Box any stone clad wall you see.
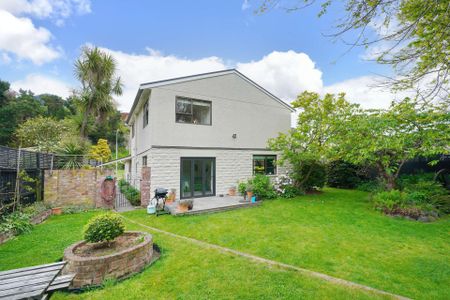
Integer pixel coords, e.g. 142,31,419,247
44,169,114,208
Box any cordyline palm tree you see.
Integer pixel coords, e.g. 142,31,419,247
75,46,123,137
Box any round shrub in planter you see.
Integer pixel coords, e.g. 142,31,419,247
64,214,155,288
84,213,125,244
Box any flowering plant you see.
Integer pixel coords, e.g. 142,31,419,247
273,174,299,198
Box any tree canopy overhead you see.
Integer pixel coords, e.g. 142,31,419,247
258,0,450,106
269,91,450,190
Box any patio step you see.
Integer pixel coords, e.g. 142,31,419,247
171,201,261,216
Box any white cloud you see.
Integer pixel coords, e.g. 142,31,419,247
0,0,91,64
0,0,91,20
242,0,251,10
98,48,404,112
99,47,228,111
11,74,72,98
10,48,405,115
0,10,61,64
0,52,12,64
324,75,411,109
237,50,323,101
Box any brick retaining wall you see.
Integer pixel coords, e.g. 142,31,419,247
44,169,114,208
63,231,153,288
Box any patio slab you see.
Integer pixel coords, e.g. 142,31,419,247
165,195,261,216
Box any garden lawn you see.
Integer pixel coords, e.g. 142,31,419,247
122,188,450,300
0,210,388,299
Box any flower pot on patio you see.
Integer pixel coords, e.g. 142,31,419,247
245,184,253,202
166,189,176,204
177,199,193,213
228,186,236,196
246,191,253,201
52,207,62,215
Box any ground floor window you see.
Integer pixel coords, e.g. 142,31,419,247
142,155,147,166
253,155,276,175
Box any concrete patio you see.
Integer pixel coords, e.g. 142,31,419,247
165,195,261,216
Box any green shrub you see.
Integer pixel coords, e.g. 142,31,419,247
402,177,449,214
292,161,327,192
238,181,247,196
356,180,384,193
118,178,128,189
22,202,50,217
63,205,93,214
373,190,407,212
251,174,276,199
118,180,141,206
123,186,141,206
84,213,125,243
0,212,33,234
397,173,435,189
327,160,362,189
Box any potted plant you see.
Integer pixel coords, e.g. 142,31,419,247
228,186,236,196
166,188,176,204
238,181,247,200
246,184,254,202
52,207,62,215
177,199,194,213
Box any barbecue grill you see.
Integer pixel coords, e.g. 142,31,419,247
152,188,169,216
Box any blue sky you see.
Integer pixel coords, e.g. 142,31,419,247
0,0,400,111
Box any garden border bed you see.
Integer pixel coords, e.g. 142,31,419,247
0,209,52,245
63,231,153,288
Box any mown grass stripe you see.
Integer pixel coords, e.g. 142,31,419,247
121,215,411,300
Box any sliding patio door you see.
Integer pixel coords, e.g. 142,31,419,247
180,157,215,199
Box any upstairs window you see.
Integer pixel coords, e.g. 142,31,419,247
176,97,211,125
143,100,149,128
253,155,277,175
142,155,147,166
131,123,135,138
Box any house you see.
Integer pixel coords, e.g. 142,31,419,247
125,69,293,200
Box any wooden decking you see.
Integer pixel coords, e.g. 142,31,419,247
165,196,261,216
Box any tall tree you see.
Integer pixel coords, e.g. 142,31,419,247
38,94,71,120
0,90,46,145
15,116,67,152
335,98,450,189
0,79,12,107
258,0,450,106
269,91,357,190
74,46,123,138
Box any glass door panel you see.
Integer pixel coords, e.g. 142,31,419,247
180,158,215,198
181,159,192,198
204,160,214,196
193,159,203,197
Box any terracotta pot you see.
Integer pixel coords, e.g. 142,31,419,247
52,207,62,215
177,204,189,213
246,191,253,200
228,187,236,196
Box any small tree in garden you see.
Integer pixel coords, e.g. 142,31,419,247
335,98,450,190
15,116,67,152
84,213,124,244
90,138,112,162
269,91,357,191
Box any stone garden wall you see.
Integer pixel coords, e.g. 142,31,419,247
44,169,114,208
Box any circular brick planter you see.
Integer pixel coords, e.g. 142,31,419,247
63,231,153,288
